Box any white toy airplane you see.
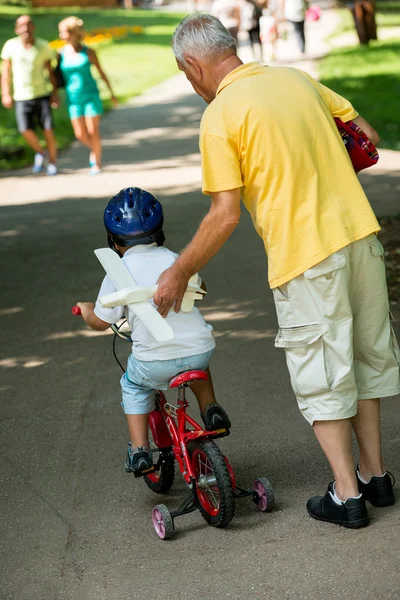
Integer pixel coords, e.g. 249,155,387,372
94,248,206,342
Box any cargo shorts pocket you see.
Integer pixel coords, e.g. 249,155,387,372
369,237,385,261
304,252,347,280
275,323,330,397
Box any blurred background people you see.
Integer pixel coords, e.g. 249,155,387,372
240,0,264,61
349,0,377,45
282,0,308,53
211,0,241,42
57,16,117,175
1,15,58,175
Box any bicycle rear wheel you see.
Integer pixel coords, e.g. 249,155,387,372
144,449,175,494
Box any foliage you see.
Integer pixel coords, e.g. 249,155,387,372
320,1,400,151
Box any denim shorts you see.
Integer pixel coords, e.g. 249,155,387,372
120,349,215,415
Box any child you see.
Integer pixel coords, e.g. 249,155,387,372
76,187,231,475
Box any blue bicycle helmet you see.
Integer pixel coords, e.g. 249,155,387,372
104,187,165,251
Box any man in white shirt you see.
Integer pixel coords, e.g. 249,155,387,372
1,15,59,175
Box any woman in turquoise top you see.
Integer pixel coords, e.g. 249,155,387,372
58,16,117,174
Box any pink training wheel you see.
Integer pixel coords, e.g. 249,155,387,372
72,306,81,316
253,477,275,513
152,504,174,540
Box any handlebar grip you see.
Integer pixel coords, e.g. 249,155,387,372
72,306,81,316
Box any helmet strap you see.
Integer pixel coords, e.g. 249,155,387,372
154,229,165,246
107,233,122,257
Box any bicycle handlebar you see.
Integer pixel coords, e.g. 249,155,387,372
72,306,81,316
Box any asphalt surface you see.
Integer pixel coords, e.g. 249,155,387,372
1,72,400,600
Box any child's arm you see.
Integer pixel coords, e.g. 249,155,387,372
77,301,112,331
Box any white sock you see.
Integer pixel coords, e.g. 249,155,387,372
357,467,386,485
330,482,362,505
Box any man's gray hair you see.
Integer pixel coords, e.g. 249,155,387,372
172,13,236,63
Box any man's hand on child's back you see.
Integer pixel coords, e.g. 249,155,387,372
154,265,190,318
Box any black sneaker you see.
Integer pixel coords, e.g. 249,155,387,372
201,403,231,431
307,482,369,529
125,443,153,475
357,469,395,507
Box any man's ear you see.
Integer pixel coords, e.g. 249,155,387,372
185,56,203,79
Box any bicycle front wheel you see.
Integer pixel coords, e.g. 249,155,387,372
188,439,235,528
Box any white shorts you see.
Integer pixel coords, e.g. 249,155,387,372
273,234,400,425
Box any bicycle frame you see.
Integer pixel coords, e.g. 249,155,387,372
150,386,229,486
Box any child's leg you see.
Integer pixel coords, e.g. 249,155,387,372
120,357,156,465
190,367,216,413
126,413,150,449
191,367,231,430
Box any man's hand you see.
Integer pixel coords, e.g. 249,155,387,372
353,115,380,146
2,95,13,109
154,265,190,317
50,90,59,109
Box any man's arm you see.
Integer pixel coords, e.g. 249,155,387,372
311,75,380,146
154,188,241,317
77,301,112,331
353,115,380,146
1,59,13,108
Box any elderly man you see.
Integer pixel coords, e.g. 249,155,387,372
154,14,400,528
1,15,58,175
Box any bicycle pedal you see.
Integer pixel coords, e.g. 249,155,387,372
133,465,156,479
208,428,230,440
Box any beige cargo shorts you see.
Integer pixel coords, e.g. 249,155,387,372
273,234,400,425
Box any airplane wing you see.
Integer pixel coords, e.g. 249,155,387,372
94,248,174,342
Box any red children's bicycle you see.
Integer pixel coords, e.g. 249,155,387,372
73,307,275,539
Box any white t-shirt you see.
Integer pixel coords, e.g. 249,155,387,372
0,37,54,101
211,0,240,30
284,0,307,22
94,244,216,362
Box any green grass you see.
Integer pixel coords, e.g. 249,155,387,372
0,7,185,169
320,4,400,151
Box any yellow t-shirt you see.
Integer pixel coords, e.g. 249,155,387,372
0,37,54,101
200,62,380,288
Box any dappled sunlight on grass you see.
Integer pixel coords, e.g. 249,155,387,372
321,15,400,150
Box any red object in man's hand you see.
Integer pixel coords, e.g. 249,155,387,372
335,118,379,173
72,306,81,315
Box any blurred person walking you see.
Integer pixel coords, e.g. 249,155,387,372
240,0,264,61
349,0,377,45
1,15,59,175
211,0,241,42
282,0,308,53
57,16,118,175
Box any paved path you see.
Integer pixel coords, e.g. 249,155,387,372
1,11,400,600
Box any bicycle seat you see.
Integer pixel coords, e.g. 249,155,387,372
169,370,208,388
